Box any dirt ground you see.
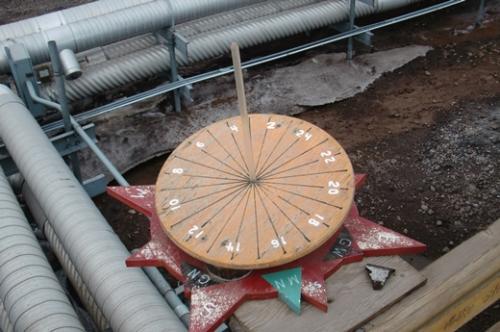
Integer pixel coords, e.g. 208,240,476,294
2,0,499,331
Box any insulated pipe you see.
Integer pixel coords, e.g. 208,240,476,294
60,49,82,80
0,300,13,332
22,185,109,331
0,0,264,73
0,86,186,332
42,0,420,101
0,0,155,42
131,250,190,327
0,165,85,331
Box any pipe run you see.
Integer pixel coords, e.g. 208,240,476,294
0,0,155,42
0,165,85,331
0,300,13,332
42,0,421,101
22,185,109,331
0,85,186,332
0,0,265,73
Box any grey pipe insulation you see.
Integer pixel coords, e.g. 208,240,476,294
41,0,421,101
0,85,186,332
0,0,266,73
21,185,109,331
0,297,13,332
0,0,156,42
0,165,85,331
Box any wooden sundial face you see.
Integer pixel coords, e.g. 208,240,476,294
155,114,354,270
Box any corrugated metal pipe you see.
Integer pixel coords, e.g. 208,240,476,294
21,185,109,331
0,85,186,332
0,165,85,331
0,0,264,73
0,0,155,42
42,0,420,101
81,0,327,64
0,300,13,332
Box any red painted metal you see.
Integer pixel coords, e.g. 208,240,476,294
107,174,425,332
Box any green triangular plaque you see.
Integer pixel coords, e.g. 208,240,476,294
262,267,302,314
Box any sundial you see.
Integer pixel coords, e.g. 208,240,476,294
155,113,354,270
107,44,426,332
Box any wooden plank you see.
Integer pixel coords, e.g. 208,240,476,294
232,256,426,332
230,42,256,181
365,219,500,332
423,271,499,332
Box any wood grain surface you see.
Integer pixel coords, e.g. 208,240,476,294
231,256,426,331
155,114,355,269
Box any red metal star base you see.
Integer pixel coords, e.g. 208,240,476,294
107,174,426,332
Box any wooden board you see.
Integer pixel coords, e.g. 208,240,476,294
231,256,426,331
364,219,500,332
155,114,355,270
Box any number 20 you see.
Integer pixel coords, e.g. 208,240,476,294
328,181,340,195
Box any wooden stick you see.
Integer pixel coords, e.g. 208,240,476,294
230,42,256,181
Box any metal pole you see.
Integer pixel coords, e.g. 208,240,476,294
47,41,82,181
26,81,130,187
167,29,182,113
476,0,486,26
347,0,356,61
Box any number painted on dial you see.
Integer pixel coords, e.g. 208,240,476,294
169,198,181,211
320,150,336,164
229,124,239,132
295,129,312,141
308,214,325,227
172,168,184,174
225,241,240,253
267,121,277,129
328,181,340,195
271,236,287,248
188,225,204,239
196,141,205,148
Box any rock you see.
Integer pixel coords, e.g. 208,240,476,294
436,220,443,226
